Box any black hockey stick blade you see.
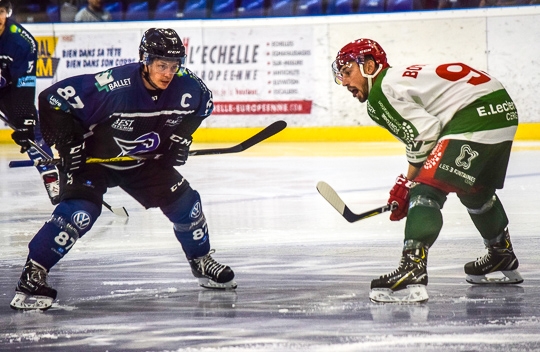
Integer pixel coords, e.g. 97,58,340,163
188,120,287,156
316,181,397,223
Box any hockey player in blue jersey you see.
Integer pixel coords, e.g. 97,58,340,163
10,28,236,311
0,0,60,204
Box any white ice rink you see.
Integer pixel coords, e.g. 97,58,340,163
1,141,540,352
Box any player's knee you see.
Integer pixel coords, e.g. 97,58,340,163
458,190,497,214
28,199,101,269
409,183,447,210
162,187,204,224
53,199,101,236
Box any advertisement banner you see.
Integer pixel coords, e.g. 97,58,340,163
31,26,315,126
179,25,314,116
35,31,140,84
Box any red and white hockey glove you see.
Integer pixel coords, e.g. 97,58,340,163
388,174,413,221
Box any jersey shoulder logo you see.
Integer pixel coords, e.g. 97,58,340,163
95,70,131,93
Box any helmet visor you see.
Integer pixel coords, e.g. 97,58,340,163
142,53,186,72
331,60,343,85
331,54,362,86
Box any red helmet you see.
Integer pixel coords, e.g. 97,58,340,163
332,39,389,84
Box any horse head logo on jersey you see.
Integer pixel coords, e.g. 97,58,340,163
114,132,161,156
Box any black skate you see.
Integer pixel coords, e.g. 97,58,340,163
370,240,429,304
42,169,60,205
465,228,523,285
10,259,57,311
189,250,237,289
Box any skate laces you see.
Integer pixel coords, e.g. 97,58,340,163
195,250,227,278
382,256,408,278
475,245,511,267
474,252,492,267
24,261,50,287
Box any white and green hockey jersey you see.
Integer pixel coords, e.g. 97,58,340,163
366,63,518,164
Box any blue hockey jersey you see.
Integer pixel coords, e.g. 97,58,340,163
0,18,38,126
39,63,213,168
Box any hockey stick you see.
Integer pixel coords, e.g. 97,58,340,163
102,200,129,217
1,114,128,217
9,120,288,168
316,181,397,223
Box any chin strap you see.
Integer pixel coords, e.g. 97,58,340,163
359,63,383,95
141,64,162,91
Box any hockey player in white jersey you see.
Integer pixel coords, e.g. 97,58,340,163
332,39,522,303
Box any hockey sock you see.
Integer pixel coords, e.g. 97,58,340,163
28,199,101,270
459,192,509,241
404,183,447,247
162,187,210,260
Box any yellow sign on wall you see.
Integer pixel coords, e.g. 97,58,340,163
35,36,59,78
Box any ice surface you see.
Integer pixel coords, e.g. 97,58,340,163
1,142,540,352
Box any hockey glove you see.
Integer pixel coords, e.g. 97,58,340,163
57,137,86,174
161,133,192,167
11,119,36,153
388,174,413,221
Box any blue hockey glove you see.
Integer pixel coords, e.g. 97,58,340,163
57,138,86,173
162,134,192,167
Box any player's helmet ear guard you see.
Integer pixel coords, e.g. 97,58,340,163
332,38,389,85
139,28,186,67
0,0,13,17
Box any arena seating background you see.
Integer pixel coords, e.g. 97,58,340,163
13,0,534,23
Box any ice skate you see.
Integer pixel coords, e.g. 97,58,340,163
465,228,523,285
189,250,237,289
370,240,429,304
10,260,57,311
41,169,60,205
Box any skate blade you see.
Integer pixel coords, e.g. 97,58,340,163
369,284,429,304
198,278,237,290
10,292,54,311
466,270,524,285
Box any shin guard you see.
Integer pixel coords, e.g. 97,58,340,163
459,192,509,241
405,184,447,247
28,199,101,269
162,188,210,260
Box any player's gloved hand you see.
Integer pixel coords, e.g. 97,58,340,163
388,174,413,221
57,137,86,174
11,119,36,153
161,133,192,167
